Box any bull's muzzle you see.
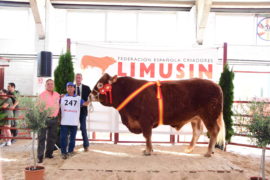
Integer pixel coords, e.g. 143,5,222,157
90,91,99,102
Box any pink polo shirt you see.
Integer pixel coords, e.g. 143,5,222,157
39,90,60,117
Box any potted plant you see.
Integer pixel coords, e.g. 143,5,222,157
239,100,270,180
19,96,52,180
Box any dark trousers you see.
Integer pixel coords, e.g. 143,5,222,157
11,120,18,137
11,110,19,137
79,113,89,148
37,117,58,159
60,125,77,154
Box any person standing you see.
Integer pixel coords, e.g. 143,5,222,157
37,79,60,163
75,73,91,152
60,82,90,159
7,83,19,143
0,89,13,147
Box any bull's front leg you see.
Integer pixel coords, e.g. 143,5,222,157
142,127,153,156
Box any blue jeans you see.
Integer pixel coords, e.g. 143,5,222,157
60,125,77,154
80,113,89,148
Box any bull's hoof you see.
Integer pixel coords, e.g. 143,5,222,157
184,148,193,154
143,150,151,156
204,153,212,157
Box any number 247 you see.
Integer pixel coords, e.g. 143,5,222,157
64,100,77,106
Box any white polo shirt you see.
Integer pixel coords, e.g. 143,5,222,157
60,94,84,126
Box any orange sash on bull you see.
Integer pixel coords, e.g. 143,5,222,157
116,81,164,126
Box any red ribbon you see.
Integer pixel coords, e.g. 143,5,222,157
99,84,113,104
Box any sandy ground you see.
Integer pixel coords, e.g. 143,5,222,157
1,140,270,180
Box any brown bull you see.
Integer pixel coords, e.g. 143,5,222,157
90,73,225,157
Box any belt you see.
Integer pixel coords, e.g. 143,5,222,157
47,117,57,119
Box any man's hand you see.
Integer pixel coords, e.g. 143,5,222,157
83,101,90,106
57,110,61,125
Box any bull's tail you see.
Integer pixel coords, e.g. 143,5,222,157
216,112,226,147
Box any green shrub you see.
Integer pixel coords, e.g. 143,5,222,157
219,64,235,142
54,51,75,94
238,100,270,179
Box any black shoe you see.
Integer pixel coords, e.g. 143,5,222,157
11,139,16,144
68,152,77,157
45,154,54,159
61,154,68,160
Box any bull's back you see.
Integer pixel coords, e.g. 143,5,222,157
162,78,223,124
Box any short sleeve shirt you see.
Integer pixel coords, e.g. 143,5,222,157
7,90,19,105
0,98,14,118
39,90,60,117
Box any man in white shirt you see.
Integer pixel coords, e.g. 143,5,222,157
75,73,91,152
60,82,90,159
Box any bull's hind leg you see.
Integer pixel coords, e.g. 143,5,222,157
204,122,220,157
142,127,153,156
185,119,203,153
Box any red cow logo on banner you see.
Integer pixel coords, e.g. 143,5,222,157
81,55,116,73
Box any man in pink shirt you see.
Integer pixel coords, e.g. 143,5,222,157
37,79,60,163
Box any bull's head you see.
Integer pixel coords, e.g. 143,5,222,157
90,73,117,105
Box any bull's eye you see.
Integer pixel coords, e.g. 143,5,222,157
97,82,103,89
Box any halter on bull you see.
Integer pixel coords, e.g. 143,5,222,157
90,73,225,157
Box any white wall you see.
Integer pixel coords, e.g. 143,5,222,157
4,60,35,95
0,5,269,99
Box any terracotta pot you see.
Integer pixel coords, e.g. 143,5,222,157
25,166,45,180
250,177,268,180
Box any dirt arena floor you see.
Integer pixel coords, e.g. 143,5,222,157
1,140,270,180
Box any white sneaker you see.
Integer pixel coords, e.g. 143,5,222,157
6,141,11,146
